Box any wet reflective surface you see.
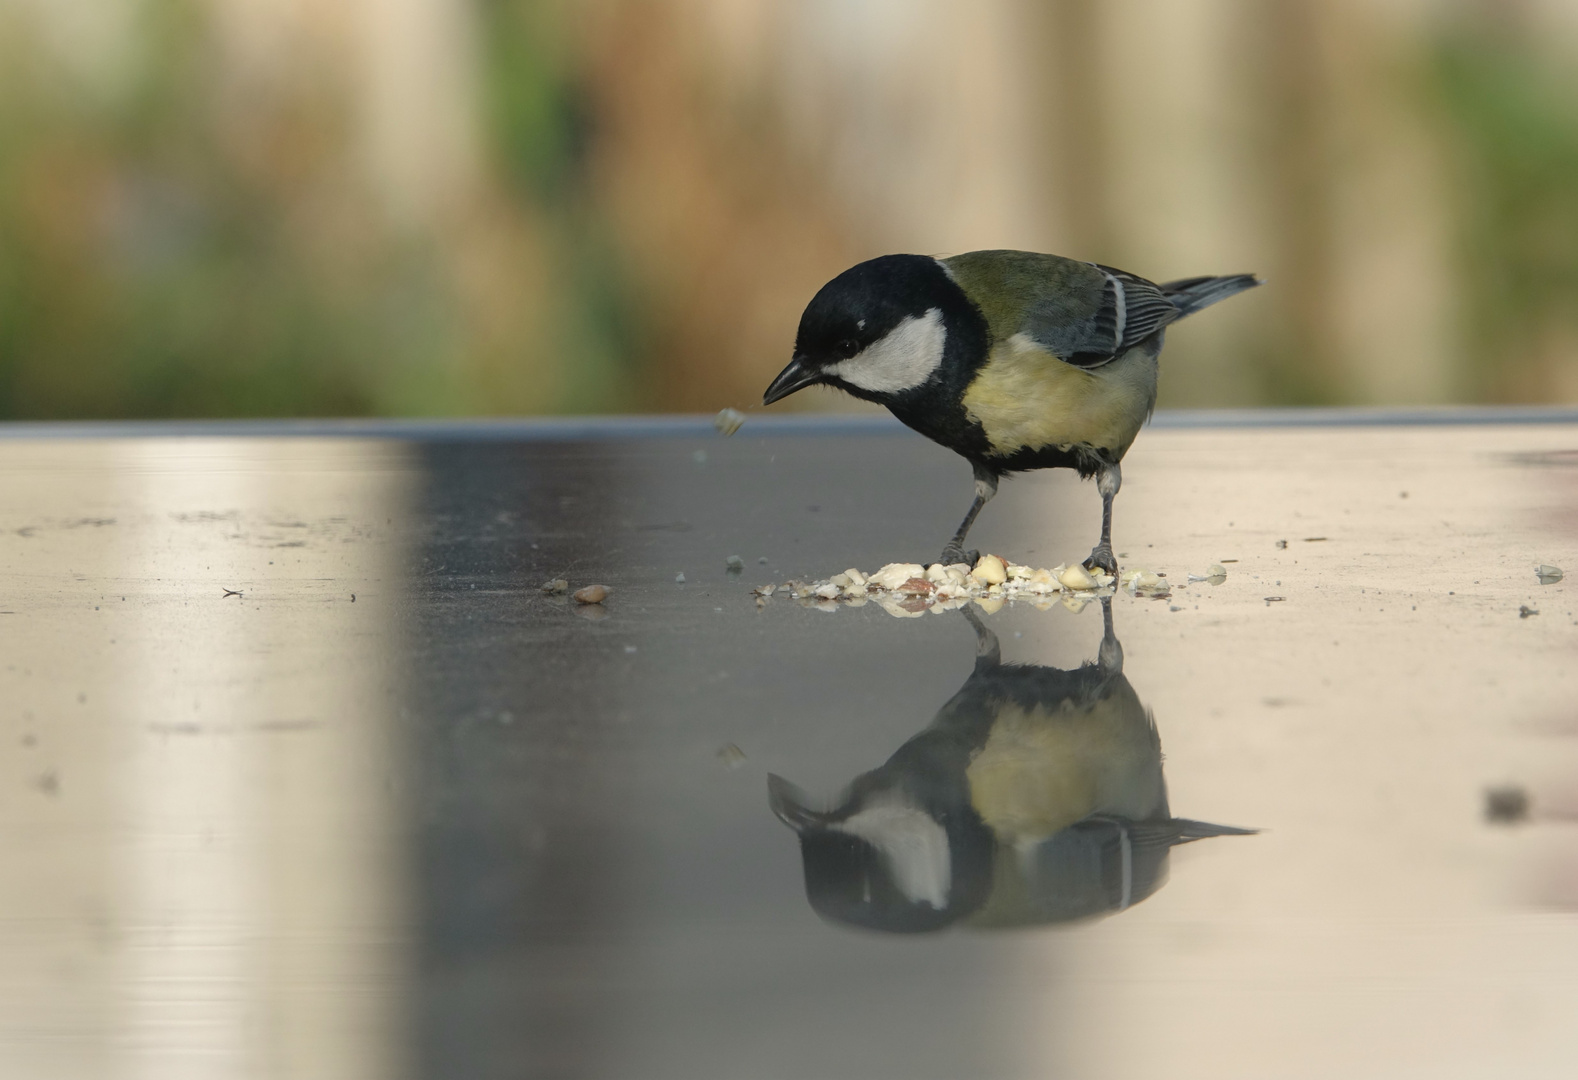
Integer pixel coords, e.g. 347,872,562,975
769,601,1255,934
1,418,1576,1079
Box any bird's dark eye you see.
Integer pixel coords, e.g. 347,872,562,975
836,338,860,358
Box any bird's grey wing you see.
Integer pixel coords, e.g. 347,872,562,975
1023,264,1182,369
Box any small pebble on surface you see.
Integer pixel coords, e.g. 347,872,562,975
1484,784,1529,824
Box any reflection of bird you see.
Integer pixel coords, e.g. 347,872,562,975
769,601,1254,934
762,251,1259,570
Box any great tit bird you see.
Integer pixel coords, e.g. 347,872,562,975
762,251,1260,570
769,601,1255,934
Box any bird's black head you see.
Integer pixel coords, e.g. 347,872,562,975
763,254,981,407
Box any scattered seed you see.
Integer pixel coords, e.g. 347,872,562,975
1058,564,1095,591
725,555,745,572
870,563,926,590
713,408,746,436
573,584,609,604
717,743,748,768
1275,539,1288,549
971,554,1007,586
675,572,686,583
1187,563,1228,585
1537,564,1563,584
540,579,569,595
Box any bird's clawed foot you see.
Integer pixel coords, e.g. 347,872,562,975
938,544,979,569
1083,545,1118,575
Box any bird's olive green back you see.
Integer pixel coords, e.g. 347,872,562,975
942,250,1107,347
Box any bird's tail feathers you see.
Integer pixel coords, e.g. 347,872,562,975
1160,273,1261,317
1168,818,1260,843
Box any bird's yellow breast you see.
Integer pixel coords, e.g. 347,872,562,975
964,693,1162,844
961,335,1157,458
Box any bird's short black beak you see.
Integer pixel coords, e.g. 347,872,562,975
763,355,821,406
768,774,828,833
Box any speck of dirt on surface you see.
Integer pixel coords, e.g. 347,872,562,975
725,555,745,572
573,584,609,604
1484,784,1529,824
1519,605,1538,618
1275,539,1288,549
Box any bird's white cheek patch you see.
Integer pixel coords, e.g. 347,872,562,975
829,307,947,394
833,800,951,909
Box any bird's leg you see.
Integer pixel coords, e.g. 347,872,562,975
938,468,998,567
960,605,1002,671
1083,463,1121,574
1096,595,1123,674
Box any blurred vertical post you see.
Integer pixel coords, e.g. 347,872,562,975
1039,0,1112,260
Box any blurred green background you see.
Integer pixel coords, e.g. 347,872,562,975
1,0,1576,419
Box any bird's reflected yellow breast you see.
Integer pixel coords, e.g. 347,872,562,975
964,691,1162,844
